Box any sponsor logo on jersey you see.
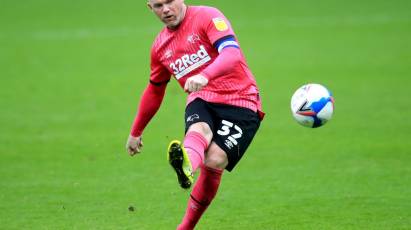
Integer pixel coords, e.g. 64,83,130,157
169,45,211,79
212,18,228,31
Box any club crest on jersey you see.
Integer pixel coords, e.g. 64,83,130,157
187,34,200,44
212,18,228,31
164,49,173,59
186,114,200,122
169,45,211,79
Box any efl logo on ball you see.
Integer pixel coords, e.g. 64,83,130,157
291,83,335,128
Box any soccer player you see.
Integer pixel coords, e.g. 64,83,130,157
126,0,264,229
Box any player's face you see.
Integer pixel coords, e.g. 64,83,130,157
148,0,186,29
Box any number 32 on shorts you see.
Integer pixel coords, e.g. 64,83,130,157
217,120,243,149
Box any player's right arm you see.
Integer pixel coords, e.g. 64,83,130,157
126,48,171,156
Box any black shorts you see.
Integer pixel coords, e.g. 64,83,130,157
185,98,261,171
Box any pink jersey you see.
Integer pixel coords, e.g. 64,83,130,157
150,6,262,113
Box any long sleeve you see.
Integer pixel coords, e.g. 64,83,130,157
201,46,241,80
130,83,167,137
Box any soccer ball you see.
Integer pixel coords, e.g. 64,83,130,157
291,83,335,128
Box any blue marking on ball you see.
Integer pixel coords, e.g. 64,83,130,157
310,97,331,113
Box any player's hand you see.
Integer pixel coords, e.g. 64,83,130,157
184,74,209,93
126,135,143,156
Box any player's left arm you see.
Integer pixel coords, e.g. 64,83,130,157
184,8,241,92
201,38,241,80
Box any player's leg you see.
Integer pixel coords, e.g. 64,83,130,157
167,122,212,189
178,103,262,229
184,122,213,172
177,142,227,230
168,99,214,189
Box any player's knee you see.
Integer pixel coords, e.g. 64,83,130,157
205,145,228,169
188,122,213,142
204,155,227,169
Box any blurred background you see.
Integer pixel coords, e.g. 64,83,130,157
1,0,410,229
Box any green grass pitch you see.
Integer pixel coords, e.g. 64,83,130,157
1,0,410,229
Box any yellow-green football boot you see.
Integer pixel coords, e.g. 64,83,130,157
167,140,193,189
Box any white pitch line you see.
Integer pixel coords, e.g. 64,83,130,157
235,14,411,28
0,25,161,41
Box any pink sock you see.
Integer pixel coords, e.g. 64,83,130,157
183,131,208,172
177,165,223,230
